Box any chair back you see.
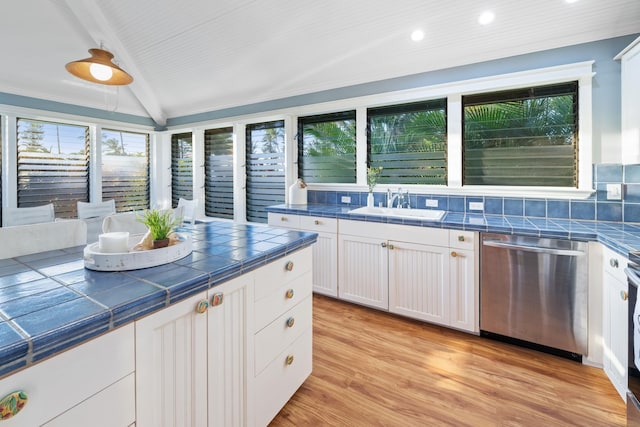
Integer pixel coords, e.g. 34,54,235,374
4,203,55,227
0,219,86,259
102,212,149,235
177,198,197,225
77,200,117,243
77,199,116,219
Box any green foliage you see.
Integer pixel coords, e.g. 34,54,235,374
367,166,383,192
137,209,181,240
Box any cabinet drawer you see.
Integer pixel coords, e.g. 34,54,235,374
254,296,312,375
254,271,312,332
603,245,628,283
0,324,134,426
449,230,477,251
299,216,337,233
267,213,300,229
43,373,135,427
254,328,312,427
254,247,312,302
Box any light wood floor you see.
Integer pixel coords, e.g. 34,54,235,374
270,295,626,427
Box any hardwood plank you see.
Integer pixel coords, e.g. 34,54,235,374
270,295,625,426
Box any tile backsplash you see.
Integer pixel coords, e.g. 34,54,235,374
307,163,640,224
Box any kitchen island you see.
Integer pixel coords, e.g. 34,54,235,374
0,220,317,426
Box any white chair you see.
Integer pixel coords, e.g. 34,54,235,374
177,198,197,226
0,219,86,259
4,203,55,227
102,212,149,235
77,200,116,243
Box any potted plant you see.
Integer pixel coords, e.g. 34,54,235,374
137,209,181,249
366,166,383,207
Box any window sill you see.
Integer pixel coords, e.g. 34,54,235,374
306,183,595,200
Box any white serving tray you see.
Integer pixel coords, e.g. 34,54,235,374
83,233,192,271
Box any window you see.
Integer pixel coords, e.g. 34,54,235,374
171,132,193,207
463,82,578,187
246,120,285,223
101,129,149,212
17,118,89,218
297,111,356,183
368,100,447,185
204,127,234,219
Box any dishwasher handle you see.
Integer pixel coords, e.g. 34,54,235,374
482,239,586,257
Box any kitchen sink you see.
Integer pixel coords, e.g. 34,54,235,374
349,206,445,221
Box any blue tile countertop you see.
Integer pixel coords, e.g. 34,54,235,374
0,221,317,378
266,203,640,257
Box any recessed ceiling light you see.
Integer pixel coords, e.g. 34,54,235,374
411,29,425,42
478,11,495,25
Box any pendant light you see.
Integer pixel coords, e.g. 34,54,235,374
66,48,133,85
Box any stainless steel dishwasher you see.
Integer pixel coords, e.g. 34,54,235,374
480,233,588,358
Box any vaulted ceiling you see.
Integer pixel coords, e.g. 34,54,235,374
2,0,639,127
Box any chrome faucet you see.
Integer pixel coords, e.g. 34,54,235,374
387,188,410,209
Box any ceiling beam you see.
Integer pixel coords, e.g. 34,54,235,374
55,0,167,127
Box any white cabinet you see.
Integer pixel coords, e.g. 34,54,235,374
268,213,338,297
388,239,449,323
602,245,629,401
338,220,478,332
338,231,389,309
135,275,252,427
0,324,135,427
251,247,313,427
616,36,640,164
448,231,479,333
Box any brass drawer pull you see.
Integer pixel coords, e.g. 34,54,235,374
621,291,629,301
286,317,295,328
195,300,209,314
285,288,295,299
281,216,288,222
285,354,294,365
285,261,294,271
314,220,320,225
458,235,465,242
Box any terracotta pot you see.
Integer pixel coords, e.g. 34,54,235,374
152,238,170,249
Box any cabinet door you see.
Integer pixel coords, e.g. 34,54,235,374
310,230,338,297
135,292,209,427
449,248,478,332
208,276,252,427
603,270,629,401
388,240,449,324
338,233,388,309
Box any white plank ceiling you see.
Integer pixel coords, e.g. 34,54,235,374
1,0,639,126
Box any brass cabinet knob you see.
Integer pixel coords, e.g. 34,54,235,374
314,220,320,225
285,261,294,271
285,354,294,365
285,288,295,299
286,317,295,328
195,300,209,314
458,235,465,242
388,244,395,250
451,251,458,257
621,291,629,301
610,258,619,268
211,292,224,307
381,242,387,248
281,216,287,221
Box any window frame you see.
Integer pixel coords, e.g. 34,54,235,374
297,110,357,184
